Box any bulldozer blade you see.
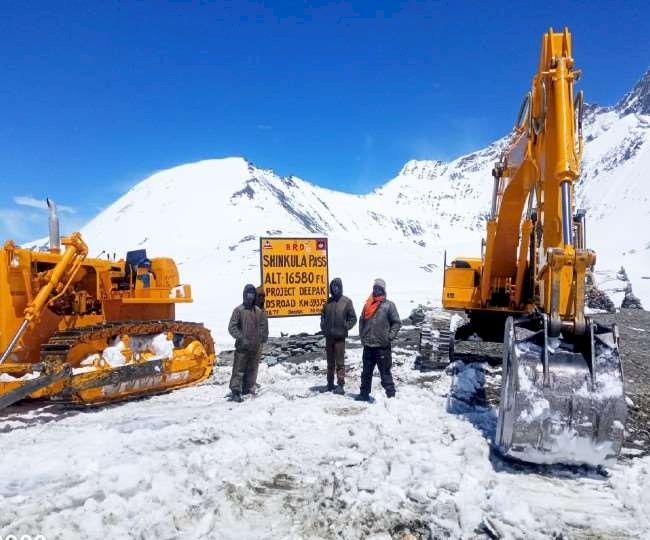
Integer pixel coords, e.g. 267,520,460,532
0,366,71,410
495,314,627,467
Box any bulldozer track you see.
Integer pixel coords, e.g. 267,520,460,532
1,320,215,411
39,319,215,366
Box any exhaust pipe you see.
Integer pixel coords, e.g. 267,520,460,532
46,198,60,253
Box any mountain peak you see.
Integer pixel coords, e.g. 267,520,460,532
398,159,446,179
616,67,650,116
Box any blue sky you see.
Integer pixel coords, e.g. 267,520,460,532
1,1,649,242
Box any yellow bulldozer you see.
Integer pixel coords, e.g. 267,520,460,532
421,28,627,466
0,199,215,409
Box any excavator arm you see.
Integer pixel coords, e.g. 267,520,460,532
481,28,590,330
438,28,627,467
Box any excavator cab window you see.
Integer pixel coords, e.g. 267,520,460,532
450,260,480,287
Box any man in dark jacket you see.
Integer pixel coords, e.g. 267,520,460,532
228,284,269,402
355,278,401,401
241,285,267,395
320,277,357,394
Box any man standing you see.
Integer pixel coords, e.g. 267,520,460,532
320,277,357,394
228,283,269,402
356,278,401,401
241,285,267,395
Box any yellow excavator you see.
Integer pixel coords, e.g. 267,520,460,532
0,199,215,409
424,28,627,466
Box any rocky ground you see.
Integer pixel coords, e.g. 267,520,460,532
593,309,650,456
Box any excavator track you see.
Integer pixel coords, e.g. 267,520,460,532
416,315,454,370
1,320,215,410
495,314,627,467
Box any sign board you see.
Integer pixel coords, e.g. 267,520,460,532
259,237,329,317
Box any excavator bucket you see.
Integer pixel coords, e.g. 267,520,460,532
496,314,627,467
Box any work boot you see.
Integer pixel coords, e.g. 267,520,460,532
320,383,335,393
333,385,345,395
230,391,243,403
354,393,370,402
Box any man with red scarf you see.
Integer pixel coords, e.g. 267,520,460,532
355,278,401,401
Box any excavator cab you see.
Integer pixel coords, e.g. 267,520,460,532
442,257,482,310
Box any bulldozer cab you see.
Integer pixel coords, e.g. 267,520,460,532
118,249,151,290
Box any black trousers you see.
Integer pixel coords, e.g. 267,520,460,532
360,346,395,397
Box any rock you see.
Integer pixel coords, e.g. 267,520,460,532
264,356,278,366
622,283,643,309
409,306,427,324
585,272,616,312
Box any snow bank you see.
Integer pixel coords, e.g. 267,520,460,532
1,345,646,538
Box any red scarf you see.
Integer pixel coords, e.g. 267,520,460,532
362,295,385,320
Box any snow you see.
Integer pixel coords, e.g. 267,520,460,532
130,333,175,360
101,337,126,366
1,344,648,538
513,429,619,469
0,372,39,382
75,333,176,370
576,370,625,400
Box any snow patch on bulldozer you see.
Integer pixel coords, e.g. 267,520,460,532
79,333,175,369
0,372,40,382
130,333,175,359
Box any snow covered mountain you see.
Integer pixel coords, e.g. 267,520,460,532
75,68,650,346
